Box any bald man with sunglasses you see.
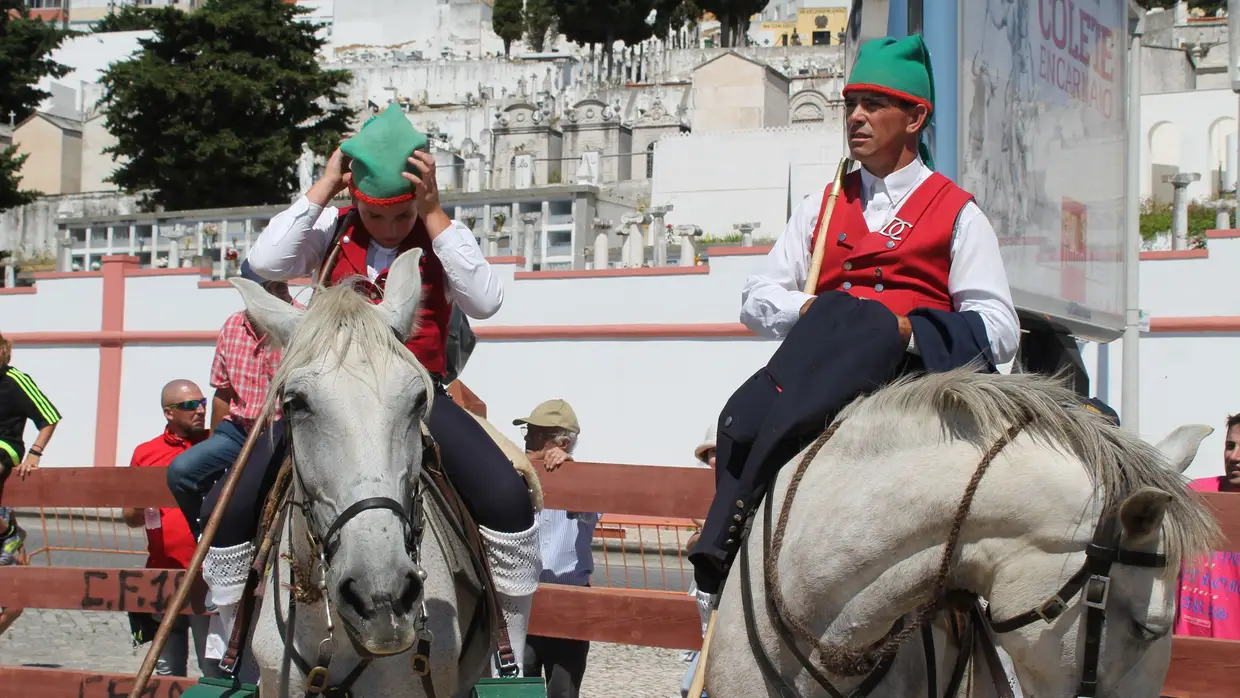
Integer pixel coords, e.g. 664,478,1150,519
123,379,221,678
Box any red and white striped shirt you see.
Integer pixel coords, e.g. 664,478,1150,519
210,311,281,431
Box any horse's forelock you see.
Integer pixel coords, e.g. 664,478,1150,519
260,278,434,422
838,366,1220,571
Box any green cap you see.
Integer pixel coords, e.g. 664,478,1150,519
843,34,936,169
340,104,429,205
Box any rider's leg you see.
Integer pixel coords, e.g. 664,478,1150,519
427,387,539,676
166,420,248,538
199,420,286,664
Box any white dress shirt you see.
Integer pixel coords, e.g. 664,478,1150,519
739,158,1020,365
247,196,504,319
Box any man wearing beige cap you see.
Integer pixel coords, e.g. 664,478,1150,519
514,399,580,472
514,399,596,697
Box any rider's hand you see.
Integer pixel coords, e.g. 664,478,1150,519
402,152,445,218
799,296,815,316
896,314,913,345
543,446,573,472
307,147,352,206
17,453,39,479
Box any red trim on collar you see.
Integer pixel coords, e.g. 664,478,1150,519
842,83,933,114
349,183,415,206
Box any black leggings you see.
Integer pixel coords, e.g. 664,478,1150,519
202,386,535,547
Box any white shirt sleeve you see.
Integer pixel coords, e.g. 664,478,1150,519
247,196,340,280
946,202,1021,365
431,220,504,320
738,193,820,338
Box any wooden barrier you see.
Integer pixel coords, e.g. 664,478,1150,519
0,666,195,697
0,566,701,650
3,466,1240,696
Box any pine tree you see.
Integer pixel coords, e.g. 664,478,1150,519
0,0,69,211
493,0,525,57
696,0,768,47
93,5,161,33
523,0,557,53
0,147,37,211
98,0,355,210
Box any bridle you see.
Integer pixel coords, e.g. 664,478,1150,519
275,421,439,698
984,507,1169,697
743,415,1173,698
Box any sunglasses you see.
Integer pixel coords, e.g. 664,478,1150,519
166,399,207,411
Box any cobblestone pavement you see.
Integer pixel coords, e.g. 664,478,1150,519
0,609,689,697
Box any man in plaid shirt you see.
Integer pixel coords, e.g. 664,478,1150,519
166,261,293,538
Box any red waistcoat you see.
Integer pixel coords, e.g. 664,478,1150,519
810,170,974,316
327,207,452,376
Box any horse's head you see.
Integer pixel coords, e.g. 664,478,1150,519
231,249,432,656
991,423,1218,697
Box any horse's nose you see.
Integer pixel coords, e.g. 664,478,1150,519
338,566,424,620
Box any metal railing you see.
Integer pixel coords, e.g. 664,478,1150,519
19,507,696,593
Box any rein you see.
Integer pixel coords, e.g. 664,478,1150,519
761,418,1029,686
746,411,1173,698
267,419,515,698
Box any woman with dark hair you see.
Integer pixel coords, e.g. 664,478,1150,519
0,332,61,480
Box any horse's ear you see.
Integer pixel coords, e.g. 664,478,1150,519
1154,424,1214,474
230,278,303,347
1119,486,1173,543
377,247,424,341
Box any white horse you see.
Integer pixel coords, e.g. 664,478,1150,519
230,249,516,697
706,369,1219,697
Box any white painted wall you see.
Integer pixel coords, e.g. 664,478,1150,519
1142,88,1240,202
7,238,1240,480
651,125,842,238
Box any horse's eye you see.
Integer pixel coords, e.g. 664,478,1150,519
284,392,310,414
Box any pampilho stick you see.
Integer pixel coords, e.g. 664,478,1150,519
128,218,351,698
803,157,853,294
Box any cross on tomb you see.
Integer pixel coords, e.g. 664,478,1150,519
7,111,14,128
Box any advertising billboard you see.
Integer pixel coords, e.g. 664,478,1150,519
957,0,1128,341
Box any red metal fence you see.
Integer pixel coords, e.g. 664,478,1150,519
0,463,1237,695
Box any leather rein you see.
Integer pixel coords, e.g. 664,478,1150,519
269,419,515,698
741,414,1169,698
222,214,517,697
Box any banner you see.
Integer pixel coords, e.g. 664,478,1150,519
958,0,1127,339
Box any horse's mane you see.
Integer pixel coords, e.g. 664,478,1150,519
836,367,1220,570
261,277,434,418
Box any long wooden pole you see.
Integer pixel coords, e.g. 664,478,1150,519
686,611,718,698
127,407,274,697
802,157,853,294
128,236,347,698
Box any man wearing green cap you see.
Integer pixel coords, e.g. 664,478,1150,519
247,104,541,676
689,35,1020,595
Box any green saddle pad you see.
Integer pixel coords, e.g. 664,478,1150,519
472,677,548,698
177,677,259,698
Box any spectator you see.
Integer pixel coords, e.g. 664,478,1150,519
516,399,596,697
0,332,61,481
1175,413,1240,640
0,506,28,637
682,425,715,698
122,379,220,678
165,262,290,537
